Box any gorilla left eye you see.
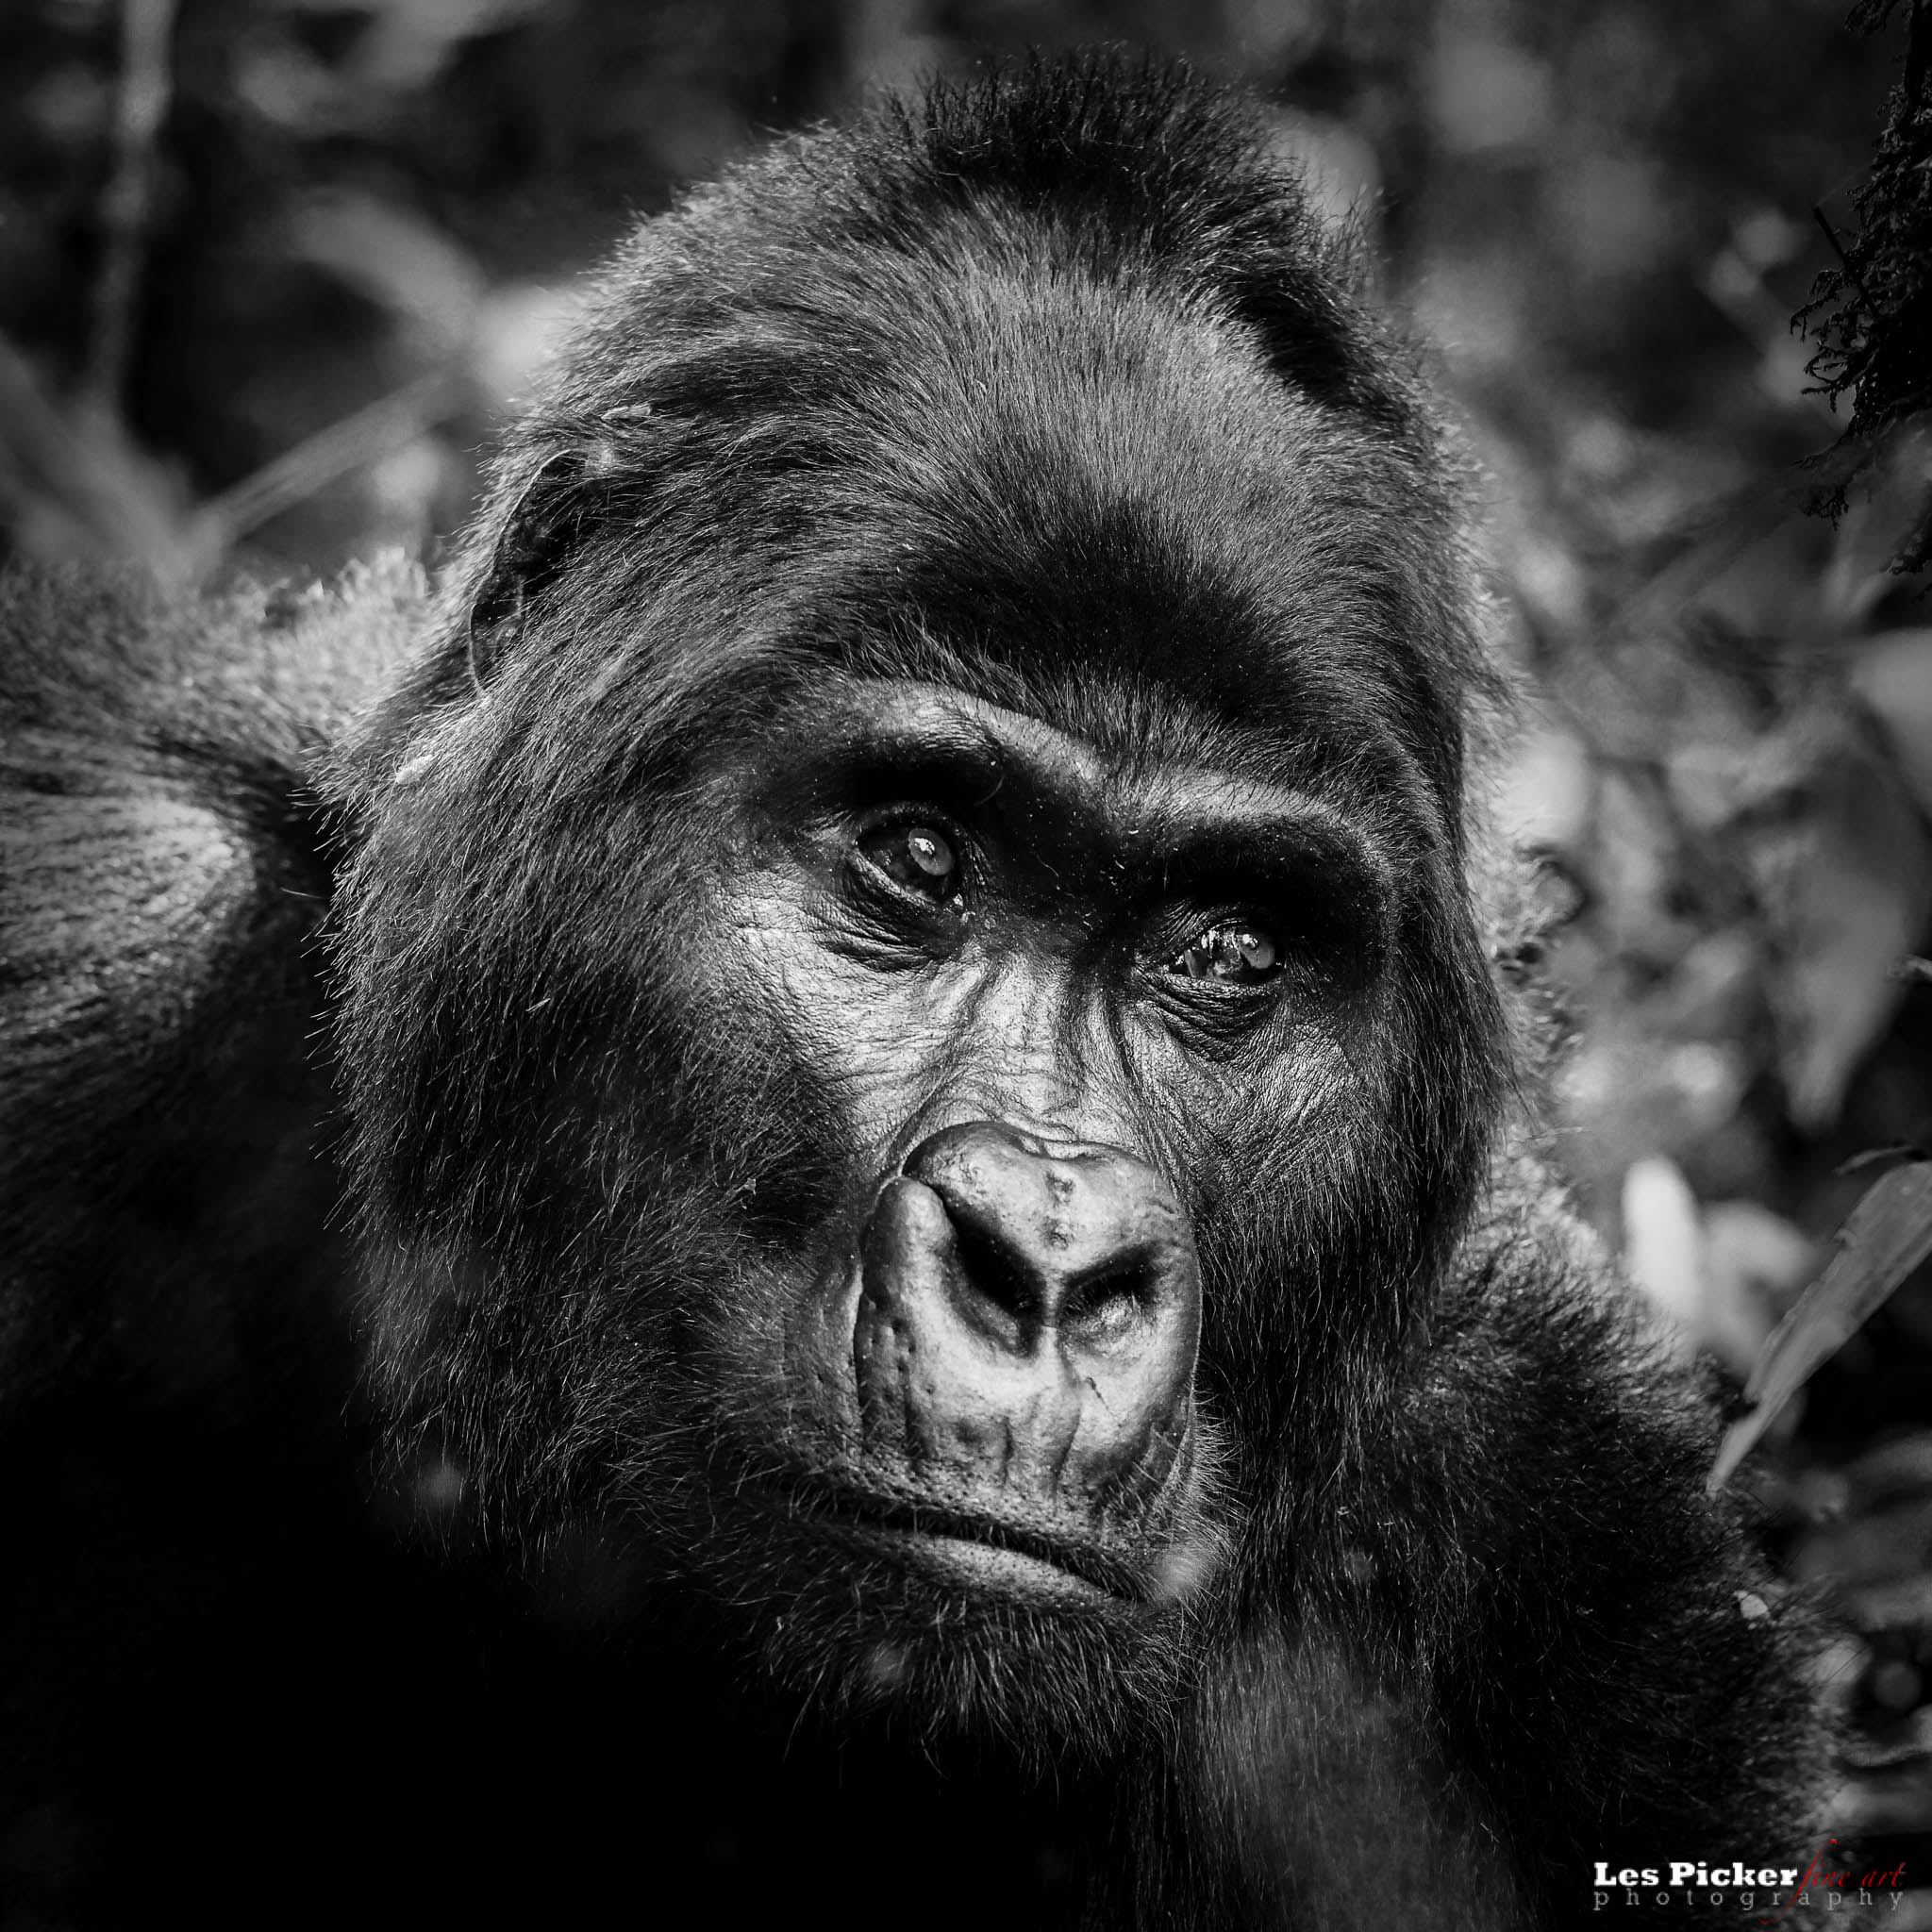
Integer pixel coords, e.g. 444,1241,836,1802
859,823,963,905
1169,923,1280,986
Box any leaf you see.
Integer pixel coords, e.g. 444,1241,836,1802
1854,630,1932,823
1709,1161,1932,1491
1761,752,1930,1130
1840,1142,1926,1172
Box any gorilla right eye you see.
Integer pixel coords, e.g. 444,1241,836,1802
858,822,963,905
1169,921,1280,986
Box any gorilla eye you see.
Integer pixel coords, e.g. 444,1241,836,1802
1169,923,1279,986
859,823,963,906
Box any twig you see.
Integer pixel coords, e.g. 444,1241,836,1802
1813,203,1875,311
190,369,462,555
0,330,195,578
85,0,180,419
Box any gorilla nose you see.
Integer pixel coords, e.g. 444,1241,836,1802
853,1122,1201,1503
901,1122,1196,1343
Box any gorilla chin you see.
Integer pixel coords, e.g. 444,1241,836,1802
718,1499,1212,1759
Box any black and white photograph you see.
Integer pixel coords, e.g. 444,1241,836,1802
2,1,1930,1924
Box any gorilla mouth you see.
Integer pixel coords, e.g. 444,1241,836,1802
791,1487,1146,1605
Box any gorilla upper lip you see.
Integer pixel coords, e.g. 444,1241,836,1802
787,1481,1148,1602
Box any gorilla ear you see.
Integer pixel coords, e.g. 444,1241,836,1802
467,443,616,690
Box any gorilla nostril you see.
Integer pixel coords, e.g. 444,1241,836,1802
1063,1257,1158,1339
949,1217,1041,1327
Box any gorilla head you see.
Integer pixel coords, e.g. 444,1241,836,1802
327,64,1505,1760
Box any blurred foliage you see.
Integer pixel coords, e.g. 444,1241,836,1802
3,0,1932,1888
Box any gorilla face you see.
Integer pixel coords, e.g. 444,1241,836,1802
333,625,1497,1756
325,75,1504,1758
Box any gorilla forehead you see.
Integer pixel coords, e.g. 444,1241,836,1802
496,267,1474,841
660,270,1441,614
412,67,1491,843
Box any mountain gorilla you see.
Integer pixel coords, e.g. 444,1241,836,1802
1,57,1824,1932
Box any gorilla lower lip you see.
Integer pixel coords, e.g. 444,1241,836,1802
846,1522,1120,1603
807,1494,1136,1603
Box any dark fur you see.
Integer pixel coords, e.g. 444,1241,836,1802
1,60,1823,1930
